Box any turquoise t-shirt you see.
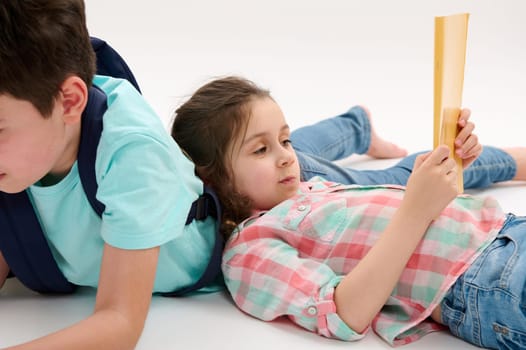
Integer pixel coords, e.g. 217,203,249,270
28,75,218,293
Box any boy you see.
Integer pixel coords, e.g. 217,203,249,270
0,1,218,348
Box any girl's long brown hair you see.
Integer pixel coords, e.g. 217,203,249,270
171,76,271,239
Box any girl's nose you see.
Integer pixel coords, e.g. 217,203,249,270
278,148,295,167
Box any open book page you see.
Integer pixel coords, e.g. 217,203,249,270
433,13,469,193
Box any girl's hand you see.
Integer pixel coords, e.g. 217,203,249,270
403,145,459,222
455,108,483,169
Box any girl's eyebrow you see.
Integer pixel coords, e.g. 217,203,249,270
242,124,290,146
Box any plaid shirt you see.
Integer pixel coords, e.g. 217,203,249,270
222,179,505,346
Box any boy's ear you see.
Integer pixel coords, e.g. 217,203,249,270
58,76,88,124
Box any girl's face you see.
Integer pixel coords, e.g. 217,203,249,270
229,97,301,211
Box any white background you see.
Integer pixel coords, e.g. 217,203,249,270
1,1,525,349
86,0,526,153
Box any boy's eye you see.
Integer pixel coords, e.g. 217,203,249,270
254,146,267,155
282,139,292,146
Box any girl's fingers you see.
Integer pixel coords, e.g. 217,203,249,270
457,135,481,158
458,108,471,124
429,145,451,165
455,121,475,146
442,157,457,174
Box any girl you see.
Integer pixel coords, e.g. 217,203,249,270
171,76,526,349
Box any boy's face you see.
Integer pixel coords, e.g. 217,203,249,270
229,97,301,211
0,94,74,193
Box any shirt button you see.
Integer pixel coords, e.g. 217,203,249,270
307,306,317,316
493,324,501,333
298,205,307,211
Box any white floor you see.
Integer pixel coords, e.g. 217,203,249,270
1,1,525,349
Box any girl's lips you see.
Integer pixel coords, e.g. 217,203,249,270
279,176,296,184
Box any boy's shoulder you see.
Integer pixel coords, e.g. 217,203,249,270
93,75,141,99
90,75,168,145
90,37,141,93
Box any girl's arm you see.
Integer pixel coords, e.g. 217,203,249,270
4,244,159,350
222,145,458,340
334,145,458,333
0,251,9,289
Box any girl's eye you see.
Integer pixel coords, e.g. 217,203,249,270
254,146,267,155
282,139,292,146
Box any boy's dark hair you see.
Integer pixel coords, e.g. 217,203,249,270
0,0,96,117
171,76,271,238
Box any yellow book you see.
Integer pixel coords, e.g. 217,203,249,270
433,13,469,193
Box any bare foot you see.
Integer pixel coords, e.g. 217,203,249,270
361,106,408,159
503,147,526,181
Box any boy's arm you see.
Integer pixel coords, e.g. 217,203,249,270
0,251,9,289
334,145,458,333
4,244,159,350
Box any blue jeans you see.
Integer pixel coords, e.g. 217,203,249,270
440,214,526,349
290,106,517,188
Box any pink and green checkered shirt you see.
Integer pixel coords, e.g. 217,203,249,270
222,179,505,346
